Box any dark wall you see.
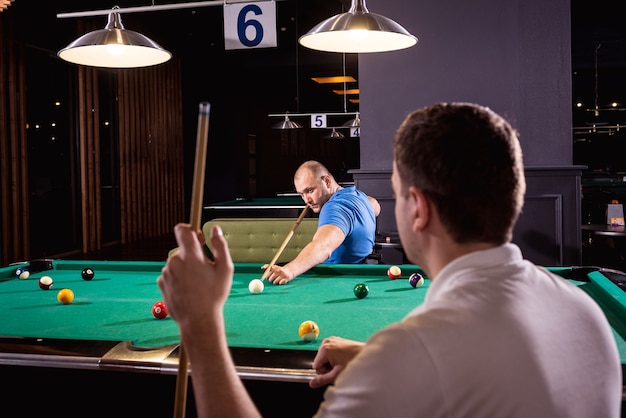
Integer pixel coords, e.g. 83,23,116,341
359,0,572,168
353,0,581,265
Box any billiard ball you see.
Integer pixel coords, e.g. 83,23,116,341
81,268,95,281
57,288,74,305
15,267,30,280
387,265,401,280
298,320,320,342
38,275,54,290
409,272,425,288
152,301,168,319
353,283,369,299
248,279,264,294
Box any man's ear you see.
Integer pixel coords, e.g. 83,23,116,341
410,186,430,232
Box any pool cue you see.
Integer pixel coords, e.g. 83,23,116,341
260,205,309,281
174,101,211,418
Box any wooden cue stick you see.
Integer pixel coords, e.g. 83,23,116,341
174,101,211,418
260,205,309,281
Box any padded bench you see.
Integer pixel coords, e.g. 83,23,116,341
202,218,319,264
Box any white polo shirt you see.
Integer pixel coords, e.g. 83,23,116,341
315,244,622,418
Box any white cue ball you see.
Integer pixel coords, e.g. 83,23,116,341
248,279,264,294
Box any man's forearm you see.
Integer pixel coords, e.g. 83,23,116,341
182,316,261,418
283,240,332,278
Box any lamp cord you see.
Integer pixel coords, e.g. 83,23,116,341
595,43,601,117
295,2,300,113
342,53,347,113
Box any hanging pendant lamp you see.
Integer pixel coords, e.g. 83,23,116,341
58,6,171,68
299,0,417,53
342,112,361,128
273,114,303,129
324,128,345,139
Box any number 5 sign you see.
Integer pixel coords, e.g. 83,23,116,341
224,1,277,50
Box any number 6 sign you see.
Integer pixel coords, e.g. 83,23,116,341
224,1,277,50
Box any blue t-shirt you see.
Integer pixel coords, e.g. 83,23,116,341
318,186,376,264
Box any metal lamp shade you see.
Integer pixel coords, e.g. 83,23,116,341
273,115,303,129
299,0,417,53
58,8,171,68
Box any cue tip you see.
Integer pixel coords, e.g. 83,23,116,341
199,102,211,114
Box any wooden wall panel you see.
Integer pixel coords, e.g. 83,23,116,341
77,66,102,253
0,11,29,264
116,62,184,245
2,10,186,262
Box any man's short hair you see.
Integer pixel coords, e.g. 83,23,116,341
393,102,525,244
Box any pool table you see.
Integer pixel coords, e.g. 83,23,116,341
1,260,625,416
203,196,314,219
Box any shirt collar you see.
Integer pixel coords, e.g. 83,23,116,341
424,243,523,301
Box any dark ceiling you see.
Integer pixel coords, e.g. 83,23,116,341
22,0,359,117
9,0,626,182
571,1,626,108
15,1,626,121
571,1,626,70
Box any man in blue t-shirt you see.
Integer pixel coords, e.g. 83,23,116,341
263,160,380,285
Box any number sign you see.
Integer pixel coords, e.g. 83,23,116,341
224,1,277,50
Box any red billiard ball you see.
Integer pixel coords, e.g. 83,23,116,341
152,301,168,319
387,265,401,279
38,275,53,290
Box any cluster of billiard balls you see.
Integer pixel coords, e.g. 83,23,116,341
387,265,425,288
352,266,424,300
37,275,74,305
15,266,94,305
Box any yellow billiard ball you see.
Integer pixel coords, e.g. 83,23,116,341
298,320,320,342
57,288,75,305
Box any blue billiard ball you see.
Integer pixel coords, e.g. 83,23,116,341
15,267,29,280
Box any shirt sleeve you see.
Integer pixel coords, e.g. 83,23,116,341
313,322,446,418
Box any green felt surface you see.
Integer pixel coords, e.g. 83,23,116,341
0,261,427,350
580,271,626,359
1,261,625,364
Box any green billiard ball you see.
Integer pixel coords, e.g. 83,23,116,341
353,283,369,299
